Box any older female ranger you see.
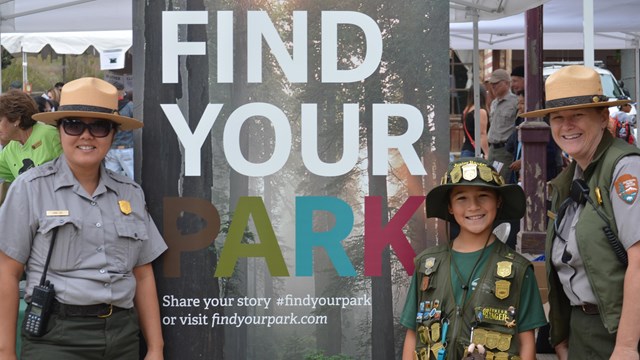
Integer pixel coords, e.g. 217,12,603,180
0,78,166,359
521,66,640,360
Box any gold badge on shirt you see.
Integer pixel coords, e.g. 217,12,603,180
496,261,512,278
118,200,132,215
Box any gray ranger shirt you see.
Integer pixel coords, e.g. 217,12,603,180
552,156,640,305
0,155,167,309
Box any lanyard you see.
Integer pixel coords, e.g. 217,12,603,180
436,319,449,360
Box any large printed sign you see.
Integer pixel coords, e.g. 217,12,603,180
140,1,448,359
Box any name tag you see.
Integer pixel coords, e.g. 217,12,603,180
46,210,69,216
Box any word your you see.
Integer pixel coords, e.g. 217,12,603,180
161,103,426,177
162,196,425,278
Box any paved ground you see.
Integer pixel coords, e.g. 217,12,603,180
537,354,557,360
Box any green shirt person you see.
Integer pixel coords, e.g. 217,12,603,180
0,90,62,183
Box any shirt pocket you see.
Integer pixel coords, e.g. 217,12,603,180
113,219,148,272
38,216,82,271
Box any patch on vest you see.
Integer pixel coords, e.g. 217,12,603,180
475,306,513,325
614,174,638,204
494,280,511,300
471,328,513,352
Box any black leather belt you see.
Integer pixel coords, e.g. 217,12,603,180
53,301,127,318
490,142,506,149
574,303,599,315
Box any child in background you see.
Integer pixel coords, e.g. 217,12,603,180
400,158,546,360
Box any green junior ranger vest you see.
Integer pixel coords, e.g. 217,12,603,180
413,241,530,360
546,133,640,345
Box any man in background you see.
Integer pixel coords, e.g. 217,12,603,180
511,65,525,94
487,69,519,180
104,81,135,179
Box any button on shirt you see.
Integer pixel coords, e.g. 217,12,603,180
552,156,640,305
0,155,167,309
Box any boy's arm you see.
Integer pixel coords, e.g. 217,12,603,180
554,340,568,360
401,329,416,360
517,329,536,360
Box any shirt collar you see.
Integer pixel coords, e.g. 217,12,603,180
52,154,120,196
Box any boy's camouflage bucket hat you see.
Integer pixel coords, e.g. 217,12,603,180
426,158,526,221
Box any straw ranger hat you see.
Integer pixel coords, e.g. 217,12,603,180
426,158,525,222
520,65,630,118
33,77,142,130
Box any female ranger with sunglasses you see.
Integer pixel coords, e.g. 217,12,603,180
0,78,167,360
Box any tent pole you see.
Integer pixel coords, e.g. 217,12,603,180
583,0,595,67
473,9,481,158
21,50,27,91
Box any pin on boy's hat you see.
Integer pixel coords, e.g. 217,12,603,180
520,65,631,118
426,158,525,222
32,77,142,130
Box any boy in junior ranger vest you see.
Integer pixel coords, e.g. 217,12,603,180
400,158,547,360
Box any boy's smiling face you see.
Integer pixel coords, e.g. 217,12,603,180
448,185,500,236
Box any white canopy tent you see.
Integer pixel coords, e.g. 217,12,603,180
1,31,132,55
0,0,133,91
450,0,640,50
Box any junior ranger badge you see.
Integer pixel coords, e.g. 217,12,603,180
462,163,478,181
494,280,510,300
496,261,512,278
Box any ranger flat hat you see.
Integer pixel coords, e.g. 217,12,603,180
33,77,142,130
520,65,630,118
426,158,525,222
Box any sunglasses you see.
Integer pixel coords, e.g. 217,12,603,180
59,119,116,138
